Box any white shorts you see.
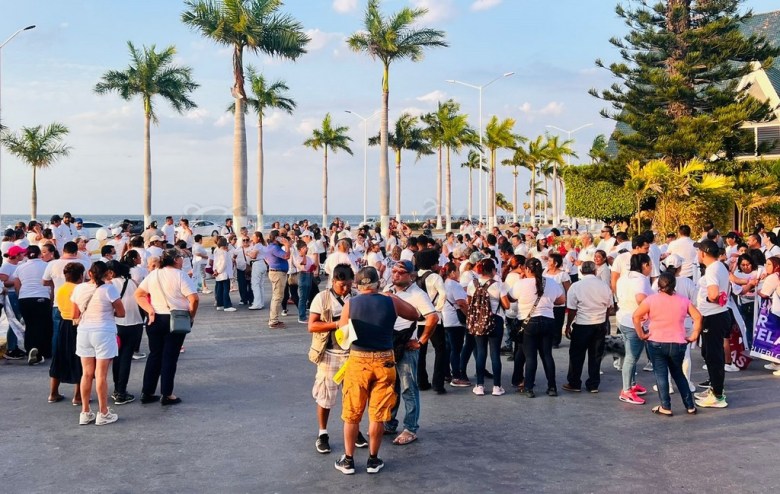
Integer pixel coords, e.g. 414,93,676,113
76,331,119,359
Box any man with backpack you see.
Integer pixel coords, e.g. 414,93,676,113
413,249,447,393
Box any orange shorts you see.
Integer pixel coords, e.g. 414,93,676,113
341,350,397,424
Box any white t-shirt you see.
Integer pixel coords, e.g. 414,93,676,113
389,283,435,337
0,261,20,293
648,243,661,278
502,271,522,318
147,245,164,259
509,276,563,319
543,270,570,307
459,269,477,288
213,248,234,281
324,251,357,287
513,243,528,257
611,251,631,279
15,259,51,299
138,267,197,314
564,250,578,277
111,277,144,326
667,236,697,278
71,283,120,333
161,223,176,245
466,276,506,314
578,245,597,274
566,274,612,325
696,261,730,316
616,271,652,327
598,237,616,255
400,248,415,262
417,269,446,313
442,278,467,327
760,273,780,316
366,251,384,269
43,257,90,307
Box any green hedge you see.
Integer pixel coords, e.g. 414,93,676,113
562,165,634,222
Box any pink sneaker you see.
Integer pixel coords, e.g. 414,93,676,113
619,389,646,405
632,384,647,396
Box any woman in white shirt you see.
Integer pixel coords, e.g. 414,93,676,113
72,261,125,426
563,238,579,283
191,234,211,294
545,253,572,349
502,255,527,388
14,245,56,365
729,254,759,348
248,232,268,310
504,257,564,398
529,238,550,263
106,260,143,405
212,237,235,312
594,249,612,286
442,262,470,387
293,240,316,324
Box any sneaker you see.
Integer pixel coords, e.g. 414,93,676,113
619,389,646,405
355,431,368,448
631,384,647,396
652,384,674,394
96,409,119,425
562,383,581,393
223,307,237,312
298,319,307,324
695,392,728,408
281,310,288,316
689,382,696,393
334,454,355,475
472,385,485,396
492,386,506,396
694,389,712,400
114,393,136,405
500,345,513,355
315,433,331,454
4,348,25,360
79,410,96,425
366,456,384,474
724,363,740,372
546,388,558,397
248,305,264,310
216,307,224,311
612,358,622,370
201,289,213,294
773,370,780,377
643,361,653,372
764,363,780,371
268,321,286,329
698,379,711,389
702,364,708,370
449,378,471,388
518,388,535,398
27,348,39,365
132,352,147,360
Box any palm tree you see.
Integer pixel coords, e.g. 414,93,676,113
483,116,517,228
544,134,576,226
589,134,608,164
94,41,198,227
182,0,309,229
0,123,71,220
303,114,353,227
347,0,447,236
732,173,778,233
229,65,295,231
368,113,431,221
522,136,549,227
625,160,663,232
502,146,530,224
441,106,478,232
496,192,513,214
538,161,553,223
461,150,487,222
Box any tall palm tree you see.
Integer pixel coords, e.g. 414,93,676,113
303,114,353,227
182,0,309,229
440,105,478,232
483,116,517,227
544,134,576,226
496,192,513,214
461,150,488,221
368,112,431,221
347,0,447,236
94,42,198,227
522,136,549,227
0,123,71,220
589,134,608,164
502,146,530,224
229,65,295,231
421,100,459,230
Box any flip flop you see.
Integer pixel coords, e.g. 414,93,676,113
393,430,417,445
48,394,65,403
687,408,697,415
651,405,673,417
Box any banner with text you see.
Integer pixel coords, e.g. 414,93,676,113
750,300,780,364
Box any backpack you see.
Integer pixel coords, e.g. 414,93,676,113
415,270,439,305
466,279,496,336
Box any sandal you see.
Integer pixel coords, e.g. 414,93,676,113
651,405,673,417
687,408,697,415
393,430,417,445
48,394,65,403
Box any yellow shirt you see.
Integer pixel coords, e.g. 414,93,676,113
56,282,77,321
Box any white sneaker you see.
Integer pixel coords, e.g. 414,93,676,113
132,352,146,360
223,307,237,312
765,363,780,371
96,409,118,426
492,386,505,396
79,411,96,425
773,369,780,377
216,307,224,311
612,358,621,371
688,382,696,393
702,364,708,370
281,310,289,316
201,289,213,294
643,362,653,372
724,363,740,373
652,384,674,394
472,385,485,396
248,305,263,310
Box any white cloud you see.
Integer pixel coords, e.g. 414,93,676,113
305,29,344,52
518,101,565,117
296,117,320,136
213,114,232,128
332,0,358,14
470,0,502,11
398,106,426,118
416,90,447,103
183,108,210,123
411,0,456,23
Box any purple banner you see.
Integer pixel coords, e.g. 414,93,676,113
750,300,780,364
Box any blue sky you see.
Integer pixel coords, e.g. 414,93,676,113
1,0,778,219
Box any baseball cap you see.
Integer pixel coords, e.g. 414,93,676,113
75,218,83,224
301,230,313,237
469,251,486,264
7,245,26,257
356,267,379,288
662,254,682,269
395,260,414,273
111,227,123,236
697,239,719,258
148,235,164,244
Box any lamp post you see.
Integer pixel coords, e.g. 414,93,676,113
0,25,35,227
545,122,593,226
345,109,379,224
447,71,514,230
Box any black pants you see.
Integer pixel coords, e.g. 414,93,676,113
283,280,299,311
430,324,449,390
523,316,557,391
236,269,252,304
509,319,527,386
701,311,730,397
19,298,53,358
113,324,143,394
142,315,187,397
567,322,607,391
552,306,566,347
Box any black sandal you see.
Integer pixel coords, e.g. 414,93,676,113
651,405,673,417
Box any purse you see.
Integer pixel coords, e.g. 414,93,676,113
288,272,299,287
512,279,545,342
446,298,467,325
155,271,192,334
243,249,252,281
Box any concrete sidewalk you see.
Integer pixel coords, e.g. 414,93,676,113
1,287,778,493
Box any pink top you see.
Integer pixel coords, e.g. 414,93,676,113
645,293,689,344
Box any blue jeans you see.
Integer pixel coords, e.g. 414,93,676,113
215,280,232,308
52,307,62,360
647,341,694,410
387,348,420,434
619,324,645,392
459,333,476,379
475,316,504,386
297,272,313,321
446,326,466,379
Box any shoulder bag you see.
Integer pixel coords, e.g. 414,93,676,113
308,290,345,364
73,285,99,326
511,279,545,343
242,248,252,281
154,270,192,334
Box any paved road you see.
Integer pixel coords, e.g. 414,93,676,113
2,287,778,493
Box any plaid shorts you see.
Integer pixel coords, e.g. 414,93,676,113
312,350,349,409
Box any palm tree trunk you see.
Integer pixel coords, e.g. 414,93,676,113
143,112,152,228
488,149,495,227
31,166,37,220
513,170,518,224
468,167,473,221
379,63,391,238
445,146,452,233
436,145,443,230
233,98,248,230
530,164,536,227
322,146,328,228
395,149,402,222
543,175,550,223
552,162,559,226
257,112,264,231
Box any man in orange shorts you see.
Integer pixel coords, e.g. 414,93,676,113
333,267,419,475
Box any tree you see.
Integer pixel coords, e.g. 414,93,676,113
229,65,295,230
1,123,71,220
303,114,353,227
544,134,576,225
182,0,309,229
483,116,517,228
588,134,608,164
496,192,513,213
502,146,530,224
520,135,549,227
348,0,447,236
624,160,663,232
94,41,198,227
461,150,488,221
368,112,431,221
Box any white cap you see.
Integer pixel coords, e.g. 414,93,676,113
536,233,546,241
111,227,123,236
301,230,313,237
148,235,164,244
662,254,682,269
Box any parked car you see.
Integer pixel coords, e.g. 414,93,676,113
109,219,144,236
189,220,221,237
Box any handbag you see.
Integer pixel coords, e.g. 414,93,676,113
243,249,252,281
155,270,192,334
308,289,345,364
512,279,545,343
288,272,299,287
446,298,467,325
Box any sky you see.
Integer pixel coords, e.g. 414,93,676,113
1,0,778,220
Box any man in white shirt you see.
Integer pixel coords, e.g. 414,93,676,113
665,225,697,278
576,233,597,274
608,232,631,261
400,237,418,263
611,234,650,295
645,230,661,282
42,241,90,353
323,239,357,287
511,234,528,256
563,261,613,393
414,249,447,393
60,213,77,245
161,216,176,246
597,225,616,256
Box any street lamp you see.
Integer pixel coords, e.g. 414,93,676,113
345,109,380,224
0,24,36,227
545,122,593,226
447,71,514,229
